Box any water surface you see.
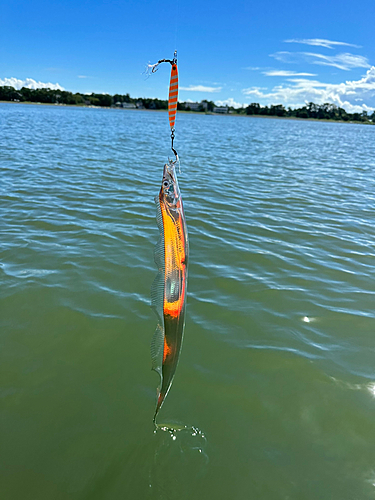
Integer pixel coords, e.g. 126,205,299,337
1,103,375,499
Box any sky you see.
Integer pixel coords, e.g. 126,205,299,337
1,0,375,112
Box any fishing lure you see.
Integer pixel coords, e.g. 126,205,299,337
149,52,189,423
151,159,188,422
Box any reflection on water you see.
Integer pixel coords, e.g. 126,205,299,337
367,383,375,397
149,424,208,500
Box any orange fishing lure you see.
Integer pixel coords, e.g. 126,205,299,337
168,63,178,130
149,52,188,423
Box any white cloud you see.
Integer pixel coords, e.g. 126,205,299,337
242,66,375,112
271,51,303,64
285,38,361,49
305,52,370,70
271,51,370,71
180,85,222,92
0,77,64,91
215,97,244,109
263,70,317,77
78,75,87,79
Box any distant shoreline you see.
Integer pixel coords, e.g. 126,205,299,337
1,100,373,125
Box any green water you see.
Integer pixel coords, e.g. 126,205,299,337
1,103,375,499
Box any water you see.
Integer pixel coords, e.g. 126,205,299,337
1,102,375,499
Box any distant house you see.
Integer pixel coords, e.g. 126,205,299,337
213,106,229,114
122,103,136,109
183,101,208,111
185,102,200,111
136,101,144,109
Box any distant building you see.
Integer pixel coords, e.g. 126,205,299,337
122,103,136,109
185,102,200,111
213,106,229,114
136,101,144,109
183,101,208,111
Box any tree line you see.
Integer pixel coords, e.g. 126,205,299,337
243,102,374,123
1,85,374,123
0,85,125,107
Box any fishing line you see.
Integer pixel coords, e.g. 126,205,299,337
174,0,179,57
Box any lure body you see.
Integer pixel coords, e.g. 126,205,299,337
168,64,178,129
151,160,188,421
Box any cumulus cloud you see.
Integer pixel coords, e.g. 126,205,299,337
180,85,222,92
263,70,317,77
242,66,375,112
271,51,370,71
215,97,244,109
0,77,64,90
285,38,361,49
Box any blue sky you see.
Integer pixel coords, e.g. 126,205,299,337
1,0,375,111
